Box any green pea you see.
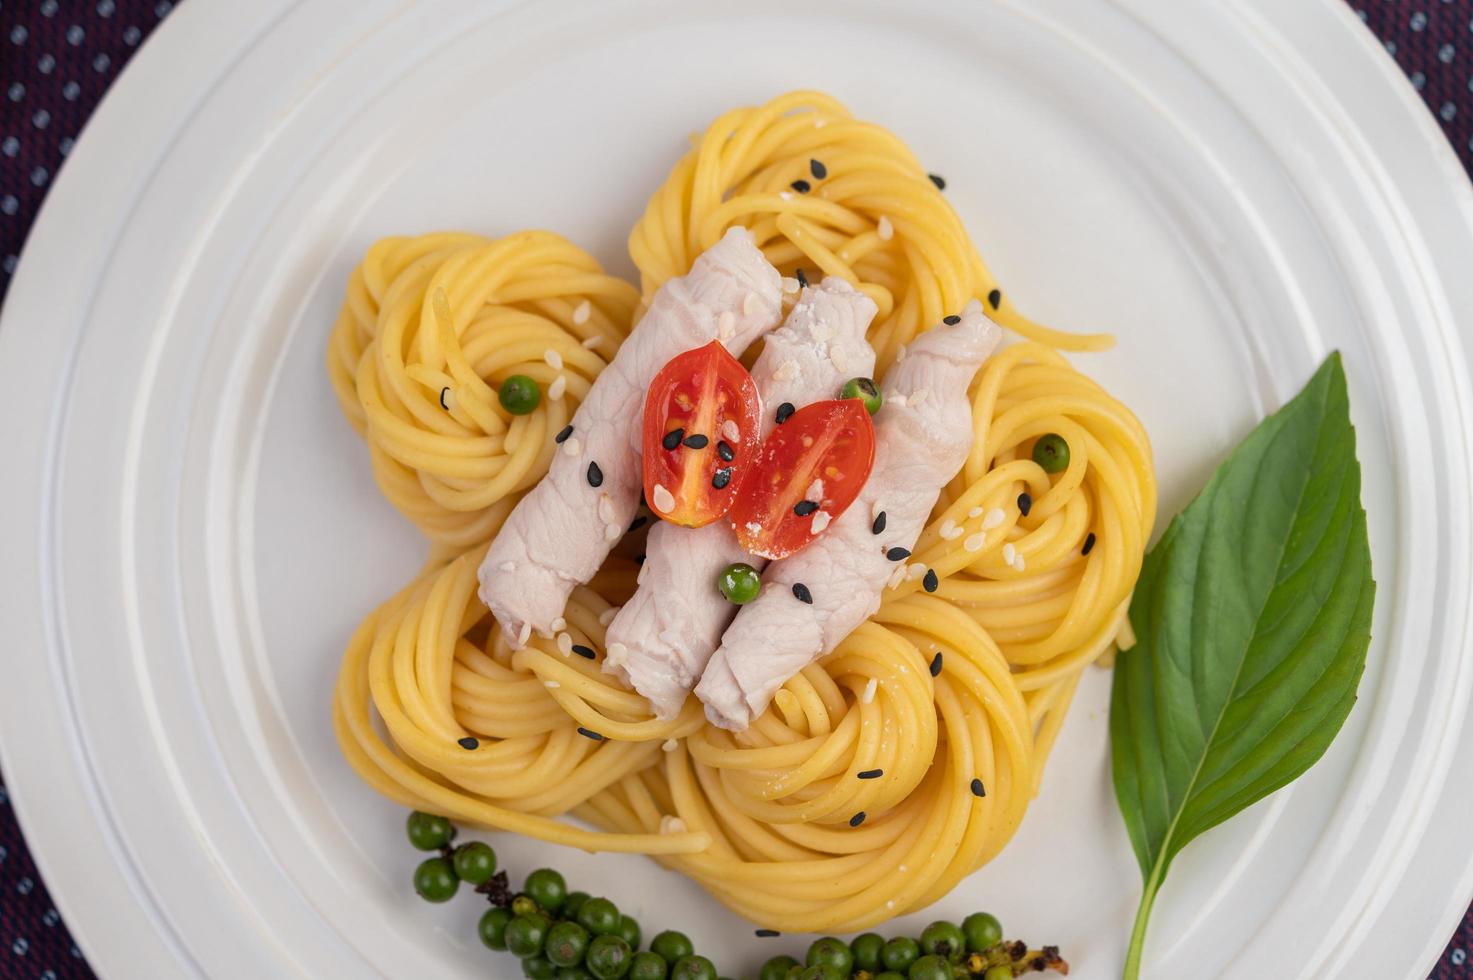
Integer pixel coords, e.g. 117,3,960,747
840,376,883,415
650,930,694,964
759,955,800,980
670,955,718,980
906,955,952,980
919,920,966,962
629,951,670,980
717,562,762,605
806,937,853,975
615,914,642,949
405,811,454,851
563,891,591,918
577,897,622,937
850,933,884,972
1031,433,1069,473
587,935,634,979
982,967,1013,980
478,906,513,951
880,937,921,973
522,957,557,980
798,967,843,980
412,857,458,903
505,913,552,959
450,841,496,885
546,921,590,968
962,912,1003,952
558,970,596,980
499,374,542,415
525,868,568,913
513,895,542,918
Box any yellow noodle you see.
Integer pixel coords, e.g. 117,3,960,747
329,91,1156,933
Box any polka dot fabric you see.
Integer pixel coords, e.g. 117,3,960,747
0,1,1470,978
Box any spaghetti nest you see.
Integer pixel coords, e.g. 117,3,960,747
330,91,1156,933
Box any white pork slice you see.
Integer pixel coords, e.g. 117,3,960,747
695,300,1001,730
477,227,781,646
605,278,878,718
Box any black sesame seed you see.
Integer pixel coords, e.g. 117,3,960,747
794,500,819,517
809,159,827,180
871,512,887,535
795,268,808,288
849,811,866,827
712,468,732,490
923,569,939,593
943,314,960,325
792,582,813,604
628,515,648,533
1018,492,1033,517
790,179,811,193
1083,532,1097,556
555,424,574,444
458,737,479,750
682,433,710,449
756,928,781,938
987,288,1002,310
439,387,450,410
857,768,884,780
929,652,943,676
571,644,596,660
662,428,684,451
576,727,604,741
717,440,735,462
586,461,603,487
775,402,796,424
886,547,911,561
970,777,987,798
928,172,947,190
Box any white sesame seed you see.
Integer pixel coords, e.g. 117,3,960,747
551,617,566,632
886,900,895,910
1003,543,1016,565
717,310,735,341
968,506,984,518
806,478,825,500
1014,552,1026,572
898,863,908,872
829,345,850,372
516,621,532,647
862,678,878,703
964,532,986,552
895,344,907,362
545,680,561,689
562,436,582,456
889,393,908,408
441,387,458,411
544,348,564,370
582,335,603,349
781,276,801,294
815,118,827,128
907,563,928,580
598,606,619,626
606,641,628,666
909,388,929,407
662,738,679,752
940,519,962,540
983,508,1006,530
722,419,741,443
887,565,906,589
660,816,687,835
773,359,799,382
598,493,615,525
548,374,567,401
604,523,621,542
499,561,516,572
743,292,760,316
652,483,676,514
556,632,573,656
811,510,831,534
572,299,591,325
877,215,893,241
779,191,792,201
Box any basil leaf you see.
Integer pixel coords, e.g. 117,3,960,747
1110,353,1374,978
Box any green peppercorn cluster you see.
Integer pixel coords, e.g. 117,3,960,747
406,810,1065,980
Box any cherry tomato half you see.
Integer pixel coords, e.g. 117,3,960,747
728,399,876,560
642,341,763,528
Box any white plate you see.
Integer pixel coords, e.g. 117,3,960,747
2,0,1472,977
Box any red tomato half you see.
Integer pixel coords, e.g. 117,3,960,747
729,399,876,560
642,341,764,528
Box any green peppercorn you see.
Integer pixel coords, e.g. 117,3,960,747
982,967,1013,980
545,921,590,968
525,868,568,913
650,930,694,964
669,955,718,980
478,906,513,951
512,895,541,918
906,955,952,980
798,966,843,980
615,914,641,950
1031,433,1069,473
840,376,883,415
505,913,552,959
450,841,496,885
629,951,670,980
717,562,762,605
411,856,458,903
405,810,455,851
962,911,1003,952
759,955,800,980
919,920,966,962
499,374,542,415
563,892,591,918
576,897,621,937
586,935,634,979
880,937,921,973
850,933,884,972
558,970,595,980
522,957,557,980
806,937,853,975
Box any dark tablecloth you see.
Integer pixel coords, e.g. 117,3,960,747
1,1,1470,977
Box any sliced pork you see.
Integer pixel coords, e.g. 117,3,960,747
695,301,1001,730
478,228,781,645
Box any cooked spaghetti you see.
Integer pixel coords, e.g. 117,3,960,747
330,91,1155,933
